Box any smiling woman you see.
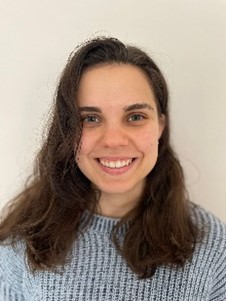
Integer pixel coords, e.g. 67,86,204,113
0,37,226,301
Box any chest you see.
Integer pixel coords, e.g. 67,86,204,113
23,235,212,300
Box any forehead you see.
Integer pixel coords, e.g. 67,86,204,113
77,64,156,107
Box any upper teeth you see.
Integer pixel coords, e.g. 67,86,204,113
99,159,133,168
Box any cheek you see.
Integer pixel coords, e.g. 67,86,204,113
136,128,159,151
76,131,95,158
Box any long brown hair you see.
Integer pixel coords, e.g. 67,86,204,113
0,37,202,278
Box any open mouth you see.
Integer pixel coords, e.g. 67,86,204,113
96,158,137,169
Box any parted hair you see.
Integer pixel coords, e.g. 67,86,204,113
0,37,202,279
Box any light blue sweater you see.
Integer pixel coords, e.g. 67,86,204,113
0,203,226,300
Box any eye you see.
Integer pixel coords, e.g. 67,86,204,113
80,115,102,128
81,115,100,123
128,114,145,122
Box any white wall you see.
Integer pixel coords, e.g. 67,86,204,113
0,0,225,221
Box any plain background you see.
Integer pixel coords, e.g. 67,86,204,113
0,0,225,222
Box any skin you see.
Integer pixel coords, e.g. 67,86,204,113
76,64,165,218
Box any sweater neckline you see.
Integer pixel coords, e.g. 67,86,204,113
80,210,128,235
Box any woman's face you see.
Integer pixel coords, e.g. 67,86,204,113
76,64,165,203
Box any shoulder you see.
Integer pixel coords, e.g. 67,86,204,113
0,239,27,292
189,202,226,237
0,238,26,262
189,202,226,256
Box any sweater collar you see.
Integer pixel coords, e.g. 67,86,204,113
80,210,128,235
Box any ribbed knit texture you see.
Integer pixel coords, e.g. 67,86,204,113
0,203,226,300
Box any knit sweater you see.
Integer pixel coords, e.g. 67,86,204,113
0,203,226,301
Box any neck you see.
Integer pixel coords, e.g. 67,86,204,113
96,192,142,218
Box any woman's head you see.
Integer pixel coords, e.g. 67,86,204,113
75,63,165,215
51,37,170,208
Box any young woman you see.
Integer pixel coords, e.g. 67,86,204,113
0,37,225,300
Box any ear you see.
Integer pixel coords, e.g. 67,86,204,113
158,114,165,139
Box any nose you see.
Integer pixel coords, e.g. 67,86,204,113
100,126,130,148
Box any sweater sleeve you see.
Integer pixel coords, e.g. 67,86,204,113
0,242,25,301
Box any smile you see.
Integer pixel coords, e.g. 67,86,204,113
99,158,133,169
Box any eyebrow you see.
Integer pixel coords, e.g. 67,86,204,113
79,106,101,113
123,103,154,112
79,102,154,113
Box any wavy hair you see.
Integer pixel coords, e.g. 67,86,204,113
0,37,201,278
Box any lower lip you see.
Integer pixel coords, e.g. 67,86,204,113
96,159,137,175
